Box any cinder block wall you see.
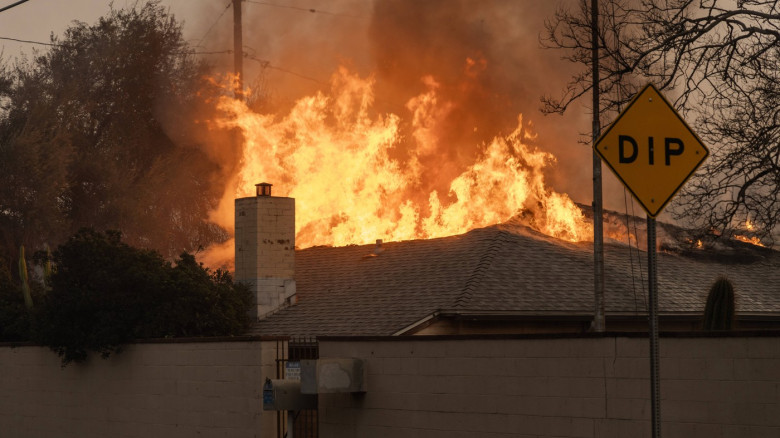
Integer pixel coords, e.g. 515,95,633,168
318,335,780,438
0,338,282,438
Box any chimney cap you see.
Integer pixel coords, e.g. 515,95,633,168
256,182,272,197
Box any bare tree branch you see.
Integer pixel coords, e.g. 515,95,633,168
544,0,780,246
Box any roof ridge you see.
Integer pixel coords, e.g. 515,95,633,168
452,229,511,309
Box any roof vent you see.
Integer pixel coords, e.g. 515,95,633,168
373,239,385,255
363,239,385,259
256,182,273,197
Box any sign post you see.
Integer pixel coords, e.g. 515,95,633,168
647,216,660,437
594,83,709,438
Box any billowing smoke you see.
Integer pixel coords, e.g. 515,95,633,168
191,0,604,197
186,0,630,266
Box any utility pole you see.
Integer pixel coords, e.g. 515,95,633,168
233,0,244,100
591,0,606,332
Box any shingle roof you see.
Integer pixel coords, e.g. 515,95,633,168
252,221,780,337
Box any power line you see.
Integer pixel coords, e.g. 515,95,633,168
187,49,233,55
193,1,232,48
0,37,232,56
244,53,327,85
0,36,66,47
0,0,30,14
192,49,327,85
244,0,365,19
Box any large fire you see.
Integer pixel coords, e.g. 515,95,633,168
204,67,592,264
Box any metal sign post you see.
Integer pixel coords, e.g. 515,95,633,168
647,217,660,438
594,83,711,438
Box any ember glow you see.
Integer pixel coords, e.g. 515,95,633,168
734,219,765,247
735,235,765,247
207,68,592,252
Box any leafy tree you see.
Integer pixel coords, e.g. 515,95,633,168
543,0,780,245
0,1,231,264
35,229,252,365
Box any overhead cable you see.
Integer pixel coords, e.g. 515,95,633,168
193,1,232,48
0,0,30,14
244,0,364,19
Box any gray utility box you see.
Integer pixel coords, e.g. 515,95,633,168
301,358,366,394
262,379,317,411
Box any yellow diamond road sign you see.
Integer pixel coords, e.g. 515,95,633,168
594,83,709,217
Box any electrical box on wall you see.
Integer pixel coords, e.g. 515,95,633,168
300,358,367,394
262,379,317,411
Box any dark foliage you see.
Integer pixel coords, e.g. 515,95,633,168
0,1,231,265
0,256,32,342
35,229,252,365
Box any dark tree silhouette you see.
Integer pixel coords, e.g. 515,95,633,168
35,229,252,365
0,1,231,264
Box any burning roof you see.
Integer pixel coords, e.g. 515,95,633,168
252,218,780,338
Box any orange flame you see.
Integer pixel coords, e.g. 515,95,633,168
685,238,703,248
735,235,765,247
205,68,592,260
734,219,765,247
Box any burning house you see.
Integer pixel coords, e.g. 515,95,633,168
235,185,780,338
207,3,780,341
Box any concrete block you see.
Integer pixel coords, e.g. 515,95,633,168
595,418,650,438
562,337,615,358
704,401,740,425
545,357,605,377
611,357,650,379
611,378,649,399
607,397,650,420
616,337,648,358
549,376,606,398
747,358,780,381
663,399,710,422
662,379,704,402
665,421,724,438
746,426,780,438
747,338,780,358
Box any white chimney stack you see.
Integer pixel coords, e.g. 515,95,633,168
234,183,296,319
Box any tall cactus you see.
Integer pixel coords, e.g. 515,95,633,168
703,276,735,330
18,245,33,309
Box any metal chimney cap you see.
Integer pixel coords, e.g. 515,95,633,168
256,182,272,197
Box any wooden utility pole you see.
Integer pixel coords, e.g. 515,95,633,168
233,0,244,100
591,0,606,332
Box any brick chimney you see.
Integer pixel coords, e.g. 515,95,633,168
234,183,296,319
